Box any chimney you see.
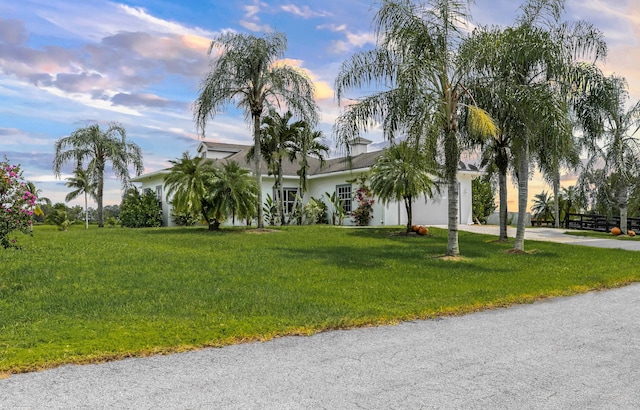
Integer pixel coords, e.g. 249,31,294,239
350,137,372,156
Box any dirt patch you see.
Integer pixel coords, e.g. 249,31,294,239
504,248,536,255
245,228,281,234
432,255,469,262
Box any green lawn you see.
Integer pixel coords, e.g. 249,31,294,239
564,230,640,240
2,224,638,375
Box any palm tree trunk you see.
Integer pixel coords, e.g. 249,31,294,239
97,166,104,228
619,183,628,233
277,160,285,226
405,196,412,234
253,114,264,229
514,141,529,252
498,171,508,241
444,131,460,257
553,173,560,229
84,191,89,229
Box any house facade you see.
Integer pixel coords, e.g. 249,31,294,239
132,139,483,227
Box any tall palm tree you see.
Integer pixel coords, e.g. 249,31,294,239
194,31,319,229
370,141,437,233
576,73,640,234
464,0,605,251
64,167,96,229
334,0,496,257
164,152,218,230
208,161,258,228
53,122,143,227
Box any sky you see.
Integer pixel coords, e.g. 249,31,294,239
1,0,639,211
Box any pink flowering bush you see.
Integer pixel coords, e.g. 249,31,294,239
350,174,375,226
1,159,36,248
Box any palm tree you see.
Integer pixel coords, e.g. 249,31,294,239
531,191,555,224
249,109,305,225
288,125,329,224
194,31,319,229
463,0,605,251
558,185,584,226
164,152,218,230
369,141,437,233
52,122,143,227
334,0,496,257
64,167,96,229
575,73,640,234
208,161,258,228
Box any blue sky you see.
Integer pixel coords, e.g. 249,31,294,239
1,0,639,209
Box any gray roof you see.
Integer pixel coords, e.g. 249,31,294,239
196,141,481,177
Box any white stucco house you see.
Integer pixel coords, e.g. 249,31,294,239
132,138,483,227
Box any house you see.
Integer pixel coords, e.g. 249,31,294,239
131,138,483,227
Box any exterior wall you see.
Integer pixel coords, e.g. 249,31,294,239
398,172,476,226
134,160,480,228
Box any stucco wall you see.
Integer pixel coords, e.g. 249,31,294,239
134,166,479,228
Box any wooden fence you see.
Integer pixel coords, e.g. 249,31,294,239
563,213,640,233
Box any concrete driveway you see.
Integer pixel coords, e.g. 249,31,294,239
449,224,640,251
2,226,639,409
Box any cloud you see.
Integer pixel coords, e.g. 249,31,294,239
281,5,330,19
317,23,375,53
111,93,187,110
240,0,272,32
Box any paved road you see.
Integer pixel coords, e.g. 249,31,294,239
2,226,639,409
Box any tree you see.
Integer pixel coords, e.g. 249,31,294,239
472,174,497,225
248,109,305,225
334,0,496,256
164,152,218,230
0,159,36,248
208,161,258,228
53,123,143,228
463,0,605,251
194,31,319,229
531,191,555,223
289,125,329,224
370,141,437,233
119,188,162,228
576,73,640,234
64,167,96,229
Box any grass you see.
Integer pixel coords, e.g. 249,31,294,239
564,230,640,240
2,224,639,375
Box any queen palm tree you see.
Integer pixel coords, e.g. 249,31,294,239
194,32,319,229
334,0,496,257
53,122,143,227
370,141,437,233
576,73,640,234
64,167,96,229
464,0,605,251
164,152,218,230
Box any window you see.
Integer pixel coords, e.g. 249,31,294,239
274,187,299,214
336,184,352,213
155,185,163,202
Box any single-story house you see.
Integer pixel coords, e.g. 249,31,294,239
132,138,483,227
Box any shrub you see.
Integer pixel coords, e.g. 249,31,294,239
350,175,374,226
119,188,162,228
0,159,36,247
